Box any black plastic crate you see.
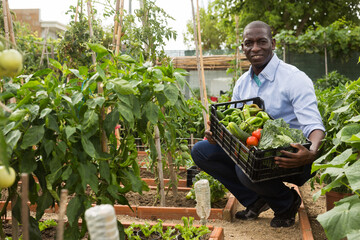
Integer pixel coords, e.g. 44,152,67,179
210,97,311,182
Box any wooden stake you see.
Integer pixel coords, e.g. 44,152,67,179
2,0,10,48
115,0,125,55
190,0,207,131
56,189,68,240
154,126,165,207
5,0,16,46
39,28,49,67
112,0,121,51
87,0,96,65
75,0,79,23
21,174,29,240
196,0,209,129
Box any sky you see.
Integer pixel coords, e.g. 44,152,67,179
8,0,209,50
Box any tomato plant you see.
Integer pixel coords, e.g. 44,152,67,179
0,166,16,188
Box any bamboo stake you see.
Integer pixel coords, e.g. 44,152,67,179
2,0,10,48
154,126,165,207
21,173,29,240
5,0,16,46
75,0,79,23
112,0,121,51
190,0,207,131
56,189,68,240
196,0,209,129
87,0,96,65
115,0,125,55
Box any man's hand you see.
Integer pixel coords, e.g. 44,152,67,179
274,143,316,168
205,121,217,144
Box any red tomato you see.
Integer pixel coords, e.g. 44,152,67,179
252,129,262,140
246,136,259,147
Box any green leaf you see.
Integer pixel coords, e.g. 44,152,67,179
154,83,164,92
78,162,98,193
49,58,62,70
144,101,159,125
65,126,77,140
118,54,136,63
5,130,21,151
88,43,109,59
0,131,8,165
317,196,360,240
33,68,52,77
174,71,186,89
104,109,119,137
99,160,110,184
8,109,28,121
86,97,105,109
21,125,45,149
164,84,179,106
61,95,72,104
81,136,97,158
67,196,83,227
71,92,84,105
20,149,36,173
22,80,42,89
29,216,42,240
117,102,134,124
110,78,136,95
345,160,360,191
96,64,106,81
82,109,99,132
36,190,53,220
40,108,52,119
46,114,59,132
347,230,360,240
124,169,143,193
69,69,84,80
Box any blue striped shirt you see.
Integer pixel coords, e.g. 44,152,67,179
232,54,325,138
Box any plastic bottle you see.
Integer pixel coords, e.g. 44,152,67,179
194,179,211,225
84,204,119,240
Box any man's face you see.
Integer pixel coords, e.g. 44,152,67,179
241,27,275,72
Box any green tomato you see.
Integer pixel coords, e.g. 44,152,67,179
0,41,4,51
0,49,23,77
0,166,16,188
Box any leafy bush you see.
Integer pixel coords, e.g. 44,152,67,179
312,77,360,240
315,71,352,91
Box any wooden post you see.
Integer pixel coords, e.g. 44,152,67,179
21,174,29,240
196,0,209,129
190,0,208,131
154,126,165,206
56,189,68,240
115,0,125,55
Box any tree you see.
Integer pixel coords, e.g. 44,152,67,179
183,6,228,50
212,0,360,36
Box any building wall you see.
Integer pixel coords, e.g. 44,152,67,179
12,9,42,37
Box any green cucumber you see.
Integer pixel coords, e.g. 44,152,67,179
227,122,251,142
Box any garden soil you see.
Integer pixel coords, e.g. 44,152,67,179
1,180,328,239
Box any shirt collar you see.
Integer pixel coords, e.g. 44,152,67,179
249,53,280,82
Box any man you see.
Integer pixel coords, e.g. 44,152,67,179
191,21,325,228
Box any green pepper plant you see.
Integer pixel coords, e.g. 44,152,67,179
0,42,193,239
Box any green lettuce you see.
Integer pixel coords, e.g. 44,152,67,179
258,118,306,150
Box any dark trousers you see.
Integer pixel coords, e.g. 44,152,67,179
191,140,312,214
